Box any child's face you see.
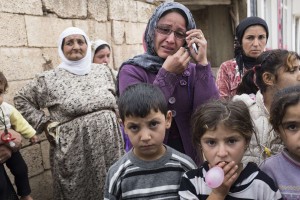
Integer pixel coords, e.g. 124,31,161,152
273,59,300,90
200,122,248,167
123,109,172,161
279,103,300,162
0,84,4,105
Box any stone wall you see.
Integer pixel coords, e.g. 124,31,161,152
0,0,155,199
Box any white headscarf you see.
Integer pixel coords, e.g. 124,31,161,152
58,27,92,75
91,39,110,61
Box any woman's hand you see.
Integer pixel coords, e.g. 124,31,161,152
0,145,12,163
44,121,57,147
185,29,208,65
207,161,240,199
162,47,191,74
0,129,22,152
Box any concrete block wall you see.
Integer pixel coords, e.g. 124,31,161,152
0,0,155,199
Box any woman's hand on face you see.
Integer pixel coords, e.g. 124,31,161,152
185,29,208,65
0,145,12,163
209,161,239,198
162,47,191,74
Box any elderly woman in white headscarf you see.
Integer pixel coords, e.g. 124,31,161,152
13,27,124,200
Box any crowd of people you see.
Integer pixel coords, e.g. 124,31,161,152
0,1,299,200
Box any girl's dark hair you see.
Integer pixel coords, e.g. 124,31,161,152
0,71,8,92
236,49,300,94
191,99,255,148
236,69,258,95
270,85,300,133
118,83,168,122
94,44,110,55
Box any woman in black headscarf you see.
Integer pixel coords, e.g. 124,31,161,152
216,16,269,99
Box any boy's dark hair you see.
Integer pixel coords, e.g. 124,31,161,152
118,83,168,122
191,99,255,148
270,85,300,133
0,71,8,92
236,49,300,95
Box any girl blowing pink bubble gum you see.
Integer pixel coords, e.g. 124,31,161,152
178,99,282,199
205,166,224,188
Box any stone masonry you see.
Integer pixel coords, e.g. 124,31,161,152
0,0,155,199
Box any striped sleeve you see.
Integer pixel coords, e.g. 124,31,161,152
104,157,132,199
179,173,200,200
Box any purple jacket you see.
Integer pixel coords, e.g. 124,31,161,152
118,62,219,165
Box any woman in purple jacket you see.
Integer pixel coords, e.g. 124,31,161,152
117,2,219,165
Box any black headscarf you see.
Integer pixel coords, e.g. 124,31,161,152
234,17,269,73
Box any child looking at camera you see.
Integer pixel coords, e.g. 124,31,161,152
0,72,37,200
179,99,282,199
104,83,197,199
260,85,300,199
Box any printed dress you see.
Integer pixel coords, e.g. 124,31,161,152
216,59,240,99
14,64,124,200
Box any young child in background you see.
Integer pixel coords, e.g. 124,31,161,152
178,99,282,199
260,85,300,199
233,49,300,165
0,72,38,200
104,83,197,199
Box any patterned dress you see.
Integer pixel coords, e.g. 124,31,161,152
216,59,241,99
14,64,124,200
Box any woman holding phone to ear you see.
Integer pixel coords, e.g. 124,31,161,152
117,2,219,165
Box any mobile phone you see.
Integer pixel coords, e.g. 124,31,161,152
192,43,198,54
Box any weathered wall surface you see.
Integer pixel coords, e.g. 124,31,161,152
0,0,154,199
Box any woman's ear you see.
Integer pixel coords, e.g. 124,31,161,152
262,72,275,86
165,111,172,129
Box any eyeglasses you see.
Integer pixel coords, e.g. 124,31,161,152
155,25,186,40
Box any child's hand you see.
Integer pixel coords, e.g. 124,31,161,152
30,135,39,144
208,161,240,199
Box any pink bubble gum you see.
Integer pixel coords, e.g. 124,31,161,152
205,166,224,188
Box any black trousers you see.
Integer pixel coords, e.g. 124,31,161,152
5,151,31,197
0,164,19,200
